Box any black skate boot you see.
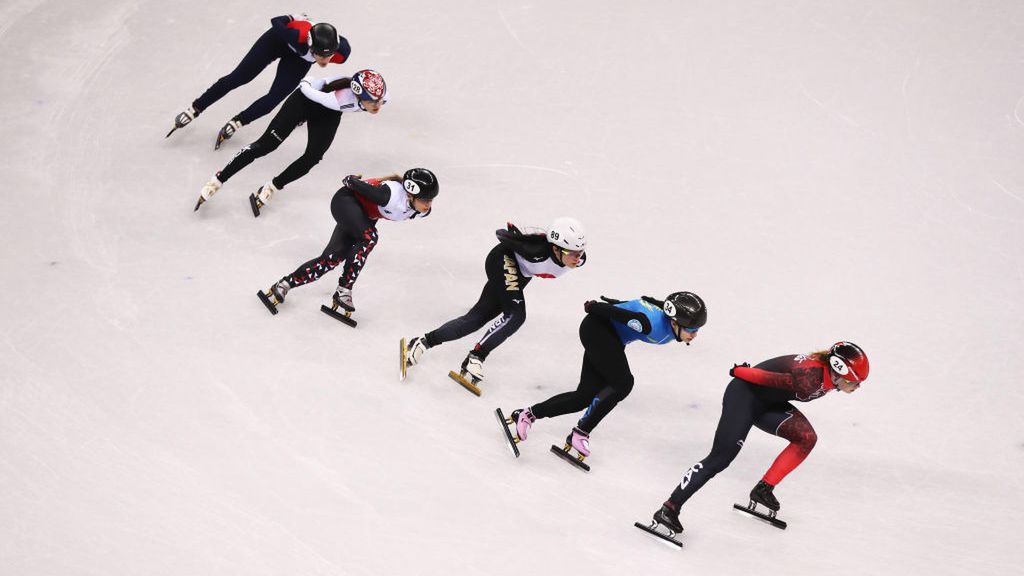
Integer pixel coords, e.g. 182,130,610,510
214,117,242,150
653,501,684,533
749,480,780,511
634,500,684,547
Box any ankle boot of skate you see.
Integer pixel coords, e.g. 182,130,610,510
653,500,684,533
511,407,536,441
750,479,780,511
460,352,484,383
566,426,590,457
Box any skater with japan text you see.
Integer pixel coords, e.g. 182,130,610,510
400,218,587,394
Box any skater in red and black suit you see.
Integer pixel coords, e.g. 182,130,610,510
166,14,350,149
650,341,870,533
257,168,438,316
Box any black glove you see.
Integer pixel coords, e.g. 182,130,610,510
506,222,522,236
599,295,624,305
584,300,597,312
343,174,362,189
729,362,751,377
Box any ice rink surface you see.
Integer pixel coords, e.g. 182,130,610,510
2,1,1023,574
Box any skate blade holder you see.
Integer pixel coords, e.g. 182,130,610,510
448,370,482,396
748,500,777,519
633,521,683,548
256,290,280,315
320,302,357,327
564,442,587,464
550,443,590,472
399,338,408,381
733,500,787,529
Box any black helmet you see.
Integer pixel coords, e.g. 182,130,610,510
310,23,340,56
403,168,439,200
663,291,707,330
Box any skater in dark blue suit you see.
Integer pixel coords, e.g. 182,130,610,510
166,13,350,149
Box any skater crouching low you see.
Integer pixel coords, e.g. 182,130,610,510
194,70,388,216
499,292,707,470
400,218,587,394
649,341,870,535
256,168,439,325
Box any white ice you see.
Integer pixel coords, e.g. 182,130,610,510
2,1,1023,575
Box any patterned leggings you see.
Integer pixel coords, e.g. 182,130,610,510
281,193,378,291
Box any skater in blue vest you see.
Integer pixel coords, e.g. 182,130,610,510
499,292,707,467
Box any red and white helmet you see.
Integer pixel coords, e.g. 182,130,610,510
828,341,869,383
350,69,387,102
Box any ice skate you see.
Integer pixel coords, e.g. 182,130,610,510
511,407,535,442
249,181,278,217
214,118,242,150
494,408,522,457
749,479,780,512
634,501,684,548
194,175,222,211
166,105,198,138
320,285,356,327
494,407,535,458
550,427,591,472
399,336,428,381
256,279,290,315
733,479,787,529
448,352,484,396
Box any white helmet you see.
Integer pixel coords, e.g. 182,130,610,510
547,217,586,251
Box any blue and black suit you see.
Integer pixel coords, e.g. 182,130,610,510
530,297,677,433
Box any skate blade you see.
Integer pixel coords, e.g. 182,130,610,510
448,371,481,396
320,304,357,327
549,444,590,472
248,194,262,217
166,126,178,138
256,290,279,315
494,408,520,458
633,522,683,548
732,502,787,530
194,196,206,212
399,338,408,381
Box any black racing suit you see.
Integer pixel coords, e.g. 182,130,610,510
423,228,570,360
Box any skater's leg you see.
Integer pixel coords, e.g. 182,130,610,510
755,407,817,486
667,380,762,508
530,354,602,419
192,29,282,114
574,316,632,433
270,105,342,189
422,245,510,348
465,247,531,360
235,55,312,125
281,223,352,289
216,92,305,183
